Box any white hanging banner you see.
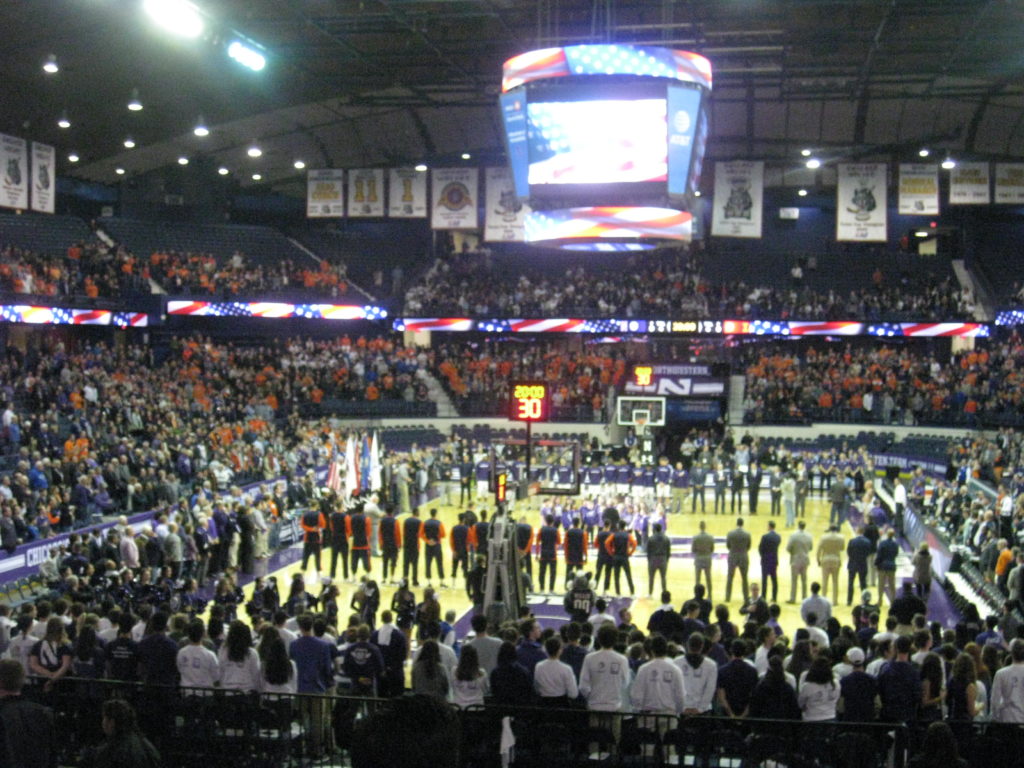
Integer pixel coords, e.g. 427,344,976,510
30,142,56,214
994,163,1024,204
949,162,990,205
346,168,385,217
431,167,478,230
710,160,764,238
836,163,887,243
388,168,428,218
484,166,530,242
306,169,345,218
897,164,939,215
0,133,29,211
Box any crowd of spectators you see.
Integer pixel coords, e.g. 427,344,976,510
0,333,432,551
404,247,975,322
742,332,1024,427
433,340,627,420
0,242,150,299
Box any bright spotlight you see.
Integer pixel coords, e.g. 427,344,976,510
228,41,266,72
115,167,126,175
143,0,205,39
414,164,428,172
694,190,701,197
127,88,143,112
461,153,471,160
57,113,71,129
124,137,136,149
918,148,930,158
293,160,306,170
68,152,80,163
252,173,262,181
247,144,262,158
941,156,956,170
178,156,189,165
193,117,209,137
800,148,812,157
43,55,59,74
798,188,808,197
805,158,821,169
218,167,229,175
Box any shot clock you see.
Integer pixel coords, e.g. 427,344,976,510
509,381,549,422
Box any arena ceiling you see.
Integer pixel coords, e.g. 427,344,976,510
3,0,1023,195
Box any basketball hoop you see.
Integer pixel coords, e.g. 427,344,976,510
635,416,648,432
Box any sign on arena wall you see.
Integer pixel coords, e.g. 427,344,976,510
948,161,990,205
897,164,939,215
30,142,55,214
346,168,385,217
0,133,29,211
306,169,345,218
484,166,530,242
710,160,763,238
431,167,479,230
994,163,1024,204
836,163,887,242
387,168,428,218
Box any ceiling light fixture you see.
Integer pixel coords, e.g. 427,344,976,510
115,167,126,175
123,137,136,149
143,0,205,39
227,41,266,72
42,54,59,74
177,156,189,165
57,112,71,129
798,188,808,197
941,156,956,170
293,160,306,170
67,152,79,163
127,88,143,112
414,164,428,172
800,148,812,157
218,167,229,175
918,148,930,158
252,173,262,181
805,158,821,170
193,116,209,137
247,143,262,158
461,153,471,160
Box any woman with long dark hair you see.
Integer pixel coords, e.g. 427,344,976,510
946,653,978,723
411,639,450,701
785,639,814,690
797,655,839,721
259,630,297,695
451,644,488,708
217,620,261,692
918,652,945,723
86,699,161,768
908,721,967,768
749,655,800,720
28,616,72,693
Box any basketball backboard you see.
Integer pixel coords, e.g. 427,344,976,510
616,396,667,426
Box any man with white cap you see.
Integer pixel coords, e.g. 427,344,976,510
838,647,877,722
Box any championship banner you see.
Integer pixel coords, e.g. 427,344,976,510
949,162,990,205
994,163,1024,204
431,167,478,230
484,166,530,242
388,168,427,218
306,169,344,218
0,133,29,211
346,168,384,217
897,164,939,215
836,163,887,242
710,160,763,238
30,142,55,214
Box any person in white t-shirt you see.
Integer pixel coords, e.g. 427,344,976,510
797,656,840,721
753,625,776,677
4,616,37,671
587,598,617,632
177,619,219,691
992,638,1024,723
259,630,298,695
631,635,684,716
580,624,632,744
450,645,489,708
217,621,261,692
533,636,579,703
675,632,717,715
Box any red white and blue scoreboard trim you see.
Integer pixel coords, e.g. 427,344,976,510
0,305,148,327
502,45,713,92
166,301,387,321
524,207,693,250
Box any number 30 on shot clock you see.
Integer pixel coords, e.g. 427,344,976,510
510,381,549,422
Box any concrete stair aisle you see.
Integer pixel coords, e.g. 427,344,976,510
422,372,459,417
728,374,746,425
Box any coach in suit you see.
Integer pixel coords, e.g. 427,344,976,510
692,521,715,601
690,464,707,514
787,521,813,603
725,518,752,603
846,527,873,606
758,520,781,603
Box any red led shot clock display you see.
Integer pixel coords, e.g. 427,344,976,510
510,381,549,422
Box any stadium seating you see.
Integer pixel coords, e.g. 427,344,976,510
0,212,96,256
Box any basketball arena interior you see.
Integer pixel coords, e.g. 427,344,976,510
0,1,1023,767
